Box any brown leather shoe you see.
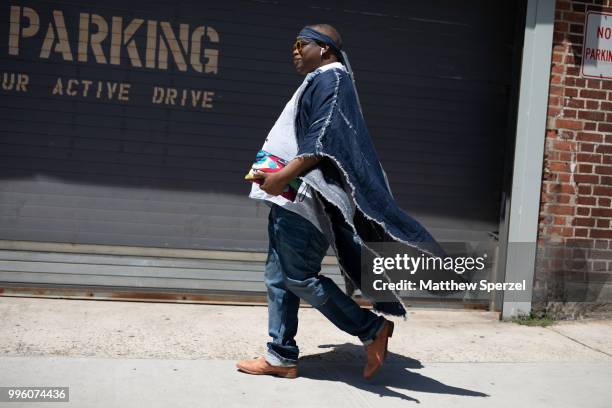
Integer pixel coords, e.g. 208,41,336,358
236,356,298,379
363,319,394,380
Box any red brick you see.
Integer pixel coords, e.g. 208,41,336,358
549,85,564,96
549,96,562,106
567,67,580,76
597,219,610,228
587,79,602,89
577,206,591,216
578,185,592,194
558,172,572,181
580,89,607,100
563,108,577,117
566,98,585,108
574,174,599,184
602,81,612,91
577,153,602,163
601,101,612,111
548,183,576,194
578,164,593,173
548,205,575,215
586,100,600,109
585,122,597,130
566,238,593,248
596,166,612,175
573,216,595,226
554,216,568,225
591,229,612,239
599,123,612,132
553,42,566,52
549,107,562,117
549,226,575,237
553,140,576,151
552,64,565,74
599,197,612,207
575,228,589,237
580,143,595,152
549,162,570,172
566,88,579,97
578,110,606,121
556,118,584,130
577,132,603,143
596,144,612,154
592,207,612,217
556,194,571,204
593,186,612,197
561,129,575,138
577,195,597,206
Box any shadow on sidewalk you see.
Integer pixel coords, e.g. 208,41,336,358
298,343,489,403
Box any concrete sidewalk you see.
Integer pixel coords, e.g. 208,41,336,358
1,297,611,407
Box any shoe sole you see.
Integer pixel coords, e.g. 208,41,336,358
236,366,298,379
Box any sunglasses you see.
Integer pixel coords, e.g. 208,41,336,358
292,38,323,53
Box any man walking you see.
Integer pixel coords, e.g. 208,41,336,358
237,23,456,380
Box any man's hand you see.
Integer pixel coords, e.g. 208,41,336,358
253,155,323,196
254,170,291,196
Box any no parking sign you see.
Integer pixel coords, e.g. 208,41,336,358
582,11,612,79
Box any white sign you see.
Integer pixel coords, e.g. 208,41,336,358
582,12,612,79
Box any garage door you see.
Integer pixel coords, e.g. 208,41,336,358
0,0,525,292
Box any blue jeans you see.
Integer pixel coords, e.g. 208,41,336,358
264,203,386,366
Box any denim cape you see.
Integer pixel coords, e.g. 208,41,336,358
293,66,470,318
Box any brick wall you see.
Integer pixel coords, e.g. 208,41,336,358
535,0,612,317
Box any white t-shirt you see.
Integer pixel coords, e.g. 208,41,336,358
248,62,347,233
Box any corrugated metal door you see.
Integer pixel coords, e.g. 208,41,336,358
0,1,524,292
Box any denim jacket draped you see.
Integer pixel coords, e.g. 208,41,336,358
293,66,469,318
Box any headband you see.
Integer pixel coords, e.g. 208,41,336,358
296,26,363,114
297,27,343,59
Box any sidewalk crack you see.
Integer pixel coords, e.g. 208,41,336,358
546,327,612,358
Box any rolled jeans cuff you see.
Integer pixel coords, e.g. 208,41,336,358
266,349,298,367
361,318,387,346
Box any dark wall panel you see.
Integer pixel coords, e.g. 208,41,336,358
0,0,524,251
